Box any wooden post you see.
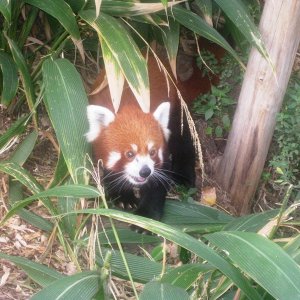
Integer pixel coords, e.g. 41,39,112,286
215,0,300,214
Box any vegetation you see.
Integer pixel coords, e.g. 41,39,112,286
0,0,299,299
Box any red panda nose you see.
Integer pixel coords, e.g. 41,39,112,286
139,166,151,178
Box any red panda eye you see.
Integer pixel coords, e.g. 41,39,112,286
125,151,135,159
149,149,156,157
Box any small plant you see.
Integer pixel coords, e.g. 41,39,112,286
269,74,300,184
193,54,242,137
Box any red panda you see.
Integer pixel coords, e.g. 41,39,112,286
86,52,205,221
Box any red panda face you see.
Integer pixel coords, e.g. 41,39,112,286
86,102,170,186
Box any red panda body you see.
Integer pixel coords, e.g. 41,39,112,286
87,54,197,221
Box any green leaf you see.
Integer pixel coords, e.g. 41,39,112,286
140,281,189,300
0,161,44,194
94,0,181,16
0,115,28,149
48,151,69,188
79,208,261,299
224,209,280,232
161,263,213,290
31,271,100,300
215,126,223,137
162,200,234,225
0,51,18,106
80,10,150,112
284,234,300,265
214,0,268,58
0,0,11,22
81,228,161,245
171,6,244,67
0,184,100,226
100,38,124,112
6,37,36,114
205,108,214,120
161,18,179,78
9,131,38,165
24,0,80,40
96,247,167,283
0,252,64,287
206,231,300,300
42,58,90,183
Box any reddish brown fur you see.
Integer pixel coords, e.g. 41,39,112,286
93,104,165,171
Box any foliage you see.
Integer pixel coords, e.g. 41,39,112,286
269,73,300,184
193,53,243,137
1,0,298,299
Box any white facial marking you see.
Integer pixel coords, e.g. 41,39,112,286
125,154,154,185
86,105,115,142
106,151,121,169
153,102,171,141
147,141,154,151
131,144,138,152
158,148,163,162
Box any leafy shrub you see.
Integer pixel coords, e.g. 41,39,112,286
269,74,300,184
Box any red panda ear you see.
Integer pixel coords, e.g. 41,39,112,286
153,102,170,141
86,105,115,142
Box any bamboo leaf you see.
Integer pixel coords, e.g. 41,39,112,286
42,58,90,183
0,0,11,22
0,51,18,106
0,161,44,194
96,247,169,283
214,0,268,58
162,200,234,224
80,10,150,112
140,281,189,300
94,0,182,16
223,209,280,232
9,131,38,165
31,271,100,300
171,6,244,67
0,115,28,149
78,208,261,299
100,38,125,112
81,228,161,245
206,231,300,300
0,252,64,287
0,184,101,226
161,18,179,79
24,0,80,40
6,37,36,116
161,263,213,290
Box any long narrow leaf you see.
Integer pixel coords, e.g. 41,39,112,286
0,51,18,106
206,231,300,300
223,209,279,232
31,271,100,300
42,58,90,183
161,263,213,290
78,208,261,299
214,0,268,58
100,38,125,112
140,281,189,300
0,184,100,226
171,6,244,67
0,252,64,287
80,10,150,112
0,0,11,22
24,0,80,40
0,115,28,149
6,37,36,117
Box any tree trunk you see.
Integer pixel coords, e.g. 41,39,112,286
215,0,300,215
